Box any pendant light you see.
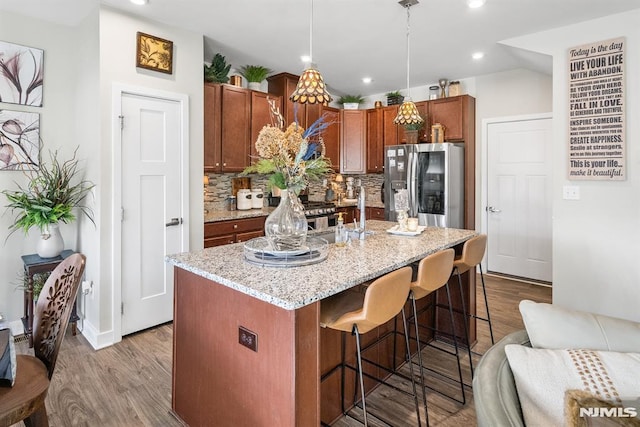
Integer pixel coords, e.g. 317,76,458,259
394,0,424,125
289,0,333,105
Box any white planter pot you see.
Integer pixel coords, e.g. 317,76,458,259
248,82,262,91
37,223,64,258
343,103,360,110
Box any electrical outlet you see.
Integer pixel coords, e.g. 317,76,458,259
81,280,93,294
238,326,258,352
563,185,580,200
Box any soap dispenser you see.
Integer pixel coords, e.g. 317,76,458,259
335,212,347,247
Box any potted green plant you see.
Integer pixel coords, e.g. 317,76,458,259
337,94,365,109
238,65,273,91
403,121,424,144
2,148,95,258
386,91,404,106
204,53,231,83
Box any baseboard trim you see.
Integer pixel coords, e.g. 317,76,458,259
485,271,552,288
80,319,115,350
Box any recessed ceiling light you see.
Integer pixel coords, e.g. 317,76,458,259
130,0,148,4
300,55,311,63
362,77,372,84
472,52,485,60
467,0,485,8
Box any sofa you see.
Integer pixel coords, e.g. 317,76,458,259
472,301,640,427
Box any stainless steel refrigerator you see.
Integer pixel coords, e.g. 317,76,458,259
384,143,464,228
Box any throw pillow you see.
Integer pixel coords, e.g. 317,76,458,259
505,344,640,427
519,300,640,351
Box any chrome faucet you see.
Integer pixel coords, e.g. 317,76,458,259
358,186,366,240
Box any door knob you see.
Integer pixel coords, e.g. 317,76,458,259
487,206,502,213
166,217,182,227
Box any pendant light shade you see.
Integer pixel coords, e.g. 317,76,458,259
394,99,423,125
290,0,332,105
290,65,332,105
394,0,424,125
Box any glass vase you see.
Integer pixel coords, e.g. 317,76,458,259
264,188,308,251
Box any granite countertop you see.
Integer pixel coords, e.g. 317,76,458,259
204,207,274,223
167,220,476,310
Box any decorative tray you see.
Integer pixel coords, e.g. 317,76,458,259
386,225,427,236
244,236,329,267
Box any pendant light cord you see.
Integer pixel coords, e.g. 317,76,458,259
309,0,314,63
405,4,411,96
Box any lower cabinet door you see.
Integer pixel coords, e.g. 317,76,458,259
236,230,264,243
205,234,236,248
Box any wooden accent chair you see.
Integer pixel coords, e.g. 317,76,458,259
0,253,86,427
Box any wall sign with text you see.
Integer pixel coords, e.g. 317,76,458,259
568,37,625,180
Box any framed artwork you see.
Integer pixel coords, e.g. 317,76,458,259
136,32,173,74
0,40,44,107
0,109,40,170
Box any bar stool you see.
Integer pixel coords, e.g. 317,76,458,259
408,248,467,405
320,267,423,427
452,234,493,377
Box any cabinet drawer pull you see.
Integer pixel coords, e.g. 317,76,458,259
233,224,238,229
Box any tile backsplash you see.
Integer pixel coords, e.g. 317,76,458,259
204,173,384,212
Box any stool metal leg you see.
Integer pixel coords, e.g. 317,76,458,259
410,294,430,426
402,307,423,427
479,265,495,345
445,281,466,404
353,324,369,427
455,267,475,377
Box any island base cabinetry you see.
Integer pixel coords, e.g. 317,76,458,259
172,268,319,426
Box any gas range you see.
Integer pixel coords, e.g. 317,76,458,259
302,201,336,217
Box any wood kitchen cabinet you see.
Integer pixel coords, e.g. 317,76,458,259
204,84,251,172
366,109,384,173
382,106,399,147
267,72,309,127
319,106,340,172
427,95,475,142
415,101,429,142
250,91,282,162
367,206,386,220
340,110,366,174
204,216,267,248
335,206,356,224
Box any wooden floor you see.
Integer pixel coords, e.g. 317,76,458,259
14,274,551,427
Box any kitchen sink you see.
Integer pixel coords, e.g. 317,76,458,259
311,230,336,243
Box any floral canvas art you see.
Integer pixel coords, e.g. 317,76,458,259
136,32,173,74
0,40,44,107
0,109,40,170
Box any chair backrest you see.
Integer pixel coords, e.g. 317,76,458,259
33,253,86,380
412,248,455,294
361,266,412,327
457,234,487,271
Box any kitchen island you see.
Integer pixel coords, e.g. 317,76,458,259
167,220,477,426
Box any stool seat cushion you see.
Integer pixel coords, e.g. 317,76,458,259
0,354,49,425
321,290,368,333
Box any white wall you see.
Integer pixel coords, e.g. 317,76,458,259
503,9,640,322
0,7,204,348
0,11,82,324
86,7,203,348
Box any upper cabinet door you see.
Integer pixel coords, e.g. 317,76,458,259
382,106,399,146
340,110,366,174
221,85,251,172
366,109,383,173
321,106,340,172
428,96,465,141
204,84,222,172
250,91,282,164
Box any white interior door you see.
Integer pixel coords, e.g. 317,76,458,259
120,92,183,335
487,117,552,282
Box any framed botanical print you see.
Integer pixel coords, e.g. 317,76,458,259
0,40,44,106
136,32,173,74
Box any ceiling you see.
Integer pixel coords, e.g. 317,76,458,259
3,0,640,97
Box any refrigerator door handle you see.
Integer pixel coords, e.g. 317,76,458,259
408,150,418,217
